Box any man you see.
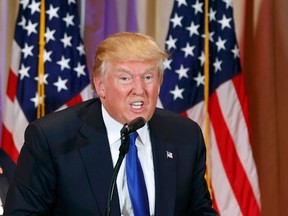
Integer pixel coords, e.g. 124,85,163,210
4,32,218,215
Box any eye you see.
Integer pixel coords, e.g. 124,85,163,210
145,75,152,80
120,76,129,81
144,74,154,83
118,74,132,84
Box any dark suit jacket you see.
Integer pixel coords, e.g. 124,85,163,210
4,98,218,216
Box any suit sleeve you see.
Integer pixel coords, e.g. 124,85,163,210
4,122,56,215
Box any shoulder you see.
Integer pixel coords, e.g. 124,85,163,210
150,107,203,139
32,98,99,126
25,98,101,138
152,107,199,128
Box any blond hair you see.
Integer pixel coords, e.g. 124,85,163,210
91,32,168,91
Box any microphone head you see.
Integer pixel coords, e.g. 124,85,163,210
120,117,146,134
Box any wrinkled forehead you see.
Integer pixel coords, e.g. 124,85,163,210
104,60,162,75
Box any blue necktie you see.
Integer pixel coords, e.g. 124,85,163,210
126,132,150,216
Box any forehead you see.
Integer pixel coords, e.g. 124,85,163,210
108,60,158,72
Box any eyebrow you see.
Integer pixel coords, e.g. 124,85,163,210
115,67,131,73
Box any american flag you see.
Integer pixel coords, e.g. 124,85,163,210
1,0,91,163
159,0,261,215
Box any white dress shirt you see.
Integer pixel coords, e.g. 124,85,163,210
102,106,155,216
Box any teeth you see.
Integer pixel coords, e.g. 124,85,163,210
132,101,143,108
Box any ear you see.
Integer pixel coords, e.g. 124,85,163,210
93,76,105,98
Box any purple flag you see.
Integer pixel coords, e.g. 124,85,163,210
84,0,137,73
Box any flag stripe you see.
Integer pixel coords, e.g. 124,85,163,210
217,76,260,206
3,95,28,151
209,121,242,215
6,39,21,102
9,40,21,77
1,125,19,163
6,69,18,102
232,74,251,137
66,93,83,107
186,101,243,214
209,86,260,215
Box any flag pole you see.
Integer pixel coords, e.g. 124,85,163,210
37,0,46,118
204,0,213,198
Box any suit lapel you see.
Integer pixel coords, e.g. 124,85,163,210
76,100,120,215
149,116,177,216
75,101,177,215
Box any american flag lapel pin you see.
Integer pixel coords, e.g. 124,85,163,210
166,151,173,159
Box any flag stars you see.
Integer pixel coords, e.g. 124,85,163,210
165,35,177,50
57,56,71,71
18,16,26,28
24,20,38,36
186,21,200,37
181,42,195,57
43,50,53,62
18,64,31,80
175,65,189,80
163,58,173,70
46,4,59,20
231,44,240,58
74,63,86,77
201,31,215,42
53,76,68,92
77,43,85,56
61,33,73,48
21,43,34,59
28,0,41,15
30,92,45,108
20,0,29,9
198,51,205,66
14,0,90,118
45,27,56,43
191,0,203,15
34,73,49,85
218,14,232,30
193,72,205,87
209,8,217,21
176,0,187,7
63,13,74,27
215,37,227,52
213,57,223,73
68,0,77,4
222,0,233,9
170,85,184,100
170,13,183,28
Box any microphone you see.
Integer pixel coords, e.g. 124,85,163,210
105,117,146,216
119,117,146,156
120,117,146,135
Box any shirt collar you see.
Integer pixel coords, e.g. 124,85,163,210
101,105,149,145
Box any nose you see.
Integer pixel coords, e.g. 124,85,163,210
132,77,145,95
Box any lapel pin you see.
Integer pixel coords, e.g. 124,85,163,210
166,151,173,159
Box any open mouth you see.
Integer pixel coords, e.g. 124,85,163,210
131,101,143,109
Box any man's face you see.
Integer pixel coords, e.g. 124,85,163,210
93,60,161,125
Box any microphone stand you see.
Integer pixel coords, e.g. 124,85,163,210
105,131,130,216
